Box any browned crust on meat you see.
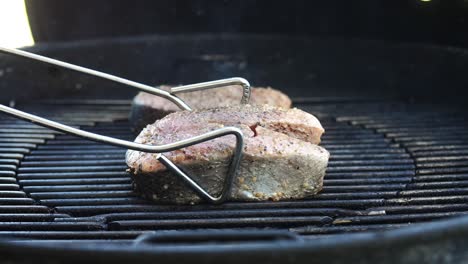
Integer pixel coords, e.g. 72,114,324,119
127,125,329,204
129,86,292,133
154,104,324,145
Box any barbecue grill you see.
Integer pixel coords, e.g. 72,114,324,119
2,2,468,263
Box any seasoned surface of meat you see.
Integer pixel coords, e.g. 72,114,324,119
126,105,329,204
153,104,324,145
130,86,292,132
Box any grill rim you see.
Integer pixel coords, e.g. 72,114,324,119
3,34,468,103
1,214,468,263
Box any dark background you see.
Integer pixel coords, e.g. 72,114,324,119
25,0,468,48
0,0,466,102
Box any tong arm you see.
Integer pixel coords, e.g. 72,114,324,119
0,47,251,107
0,104,243,204
0,46,250,203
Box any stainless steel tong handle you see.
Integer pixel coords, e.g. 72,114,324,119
0,46,250,204
0,47,251,109
0,105,243,203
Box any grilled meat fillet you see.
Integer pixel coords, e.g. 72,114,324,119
130,85,292,133
126,105,329,204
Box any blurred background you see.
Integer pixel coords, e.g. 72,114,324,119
1,0,468,102
1,0,468,48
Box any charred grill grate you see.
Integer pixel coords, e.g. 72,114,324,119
0,99,467,244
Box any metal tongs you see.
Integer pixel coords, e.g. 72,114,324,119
0,46,250,204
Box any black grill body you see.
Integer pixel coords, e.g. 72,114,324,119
1,36,468,263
